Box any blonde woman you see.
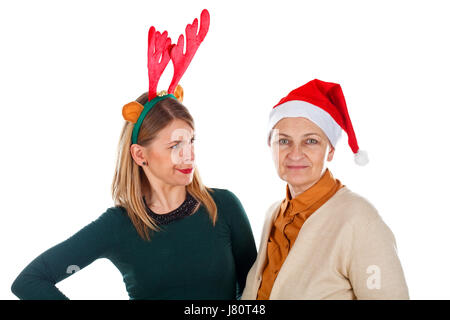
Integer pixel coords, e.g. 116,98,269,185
242,79,409,300
11,10,257,300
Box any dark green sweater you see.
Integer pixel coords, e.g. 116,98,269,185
11,188,257,300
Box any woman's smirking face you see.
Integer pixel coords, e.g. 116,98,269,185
145,119,196,186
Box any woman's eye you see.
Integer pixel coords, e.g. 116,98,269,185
279,139,289,145
170,143,180,149
306,138,318,144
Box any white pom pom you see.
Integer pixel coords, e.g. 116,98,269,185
354,149,369,166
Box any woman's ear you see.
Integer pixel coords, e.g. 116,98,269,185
130,144,147,167
327,145,335,161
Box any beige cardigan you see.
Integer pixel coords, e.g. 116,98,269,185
242,186,409,300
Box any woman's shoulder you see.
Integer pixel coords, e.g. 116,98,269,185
207,187,241,204
329,187,399,253
96,205,131,226
207,187,248,220
206,188,256,237
328,186,382,225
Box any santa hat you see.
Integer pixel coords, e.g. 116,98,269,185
268,79,369,166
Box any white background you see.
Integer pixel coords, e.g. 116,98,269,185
1,0,449,299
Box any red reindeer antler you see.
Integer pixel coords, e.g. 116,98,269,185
147,27,172,101
168,9,210,94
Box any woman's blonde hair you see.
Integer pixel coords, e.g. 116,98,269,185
111,93,217,241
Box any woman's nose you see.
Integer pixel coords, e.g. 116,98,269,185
288,144,304,160
181,144,194,163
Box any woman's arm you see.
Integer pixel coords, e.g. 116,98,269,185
348,216,409,299
222,190,258,300
11,207,120,300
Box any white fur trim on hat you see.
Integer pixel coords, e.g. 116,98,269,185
268,100,342,147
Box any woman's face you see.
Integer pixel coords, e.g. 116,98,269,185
135,119,195,188
270,117,335,193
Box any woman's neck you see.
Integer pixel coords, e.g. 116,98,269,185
288,169,328,199
144,182,187,215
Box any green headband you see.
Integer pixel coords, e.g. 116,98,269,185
131,94,177,145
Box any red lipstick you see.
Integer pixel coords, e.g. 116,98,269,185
176,168,193,174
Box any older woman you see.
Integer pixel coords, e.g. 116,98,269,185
11,10,256,300
242,79,409,300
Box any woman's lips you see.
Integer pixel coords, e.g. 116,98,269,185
176,168,193,174
286,165,308,170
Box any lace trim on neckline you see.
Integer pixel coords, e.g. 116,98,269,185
142,192,199,225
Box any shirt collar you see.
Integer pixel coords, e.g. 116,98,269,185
280,168,340,217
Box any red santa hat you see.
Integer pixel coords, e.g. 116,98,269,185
268,79,369,166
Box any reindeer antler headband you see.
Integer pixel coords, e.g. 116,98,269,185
122,9,210,145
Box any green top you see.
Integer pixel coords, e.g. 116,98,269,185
11,188,257,300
